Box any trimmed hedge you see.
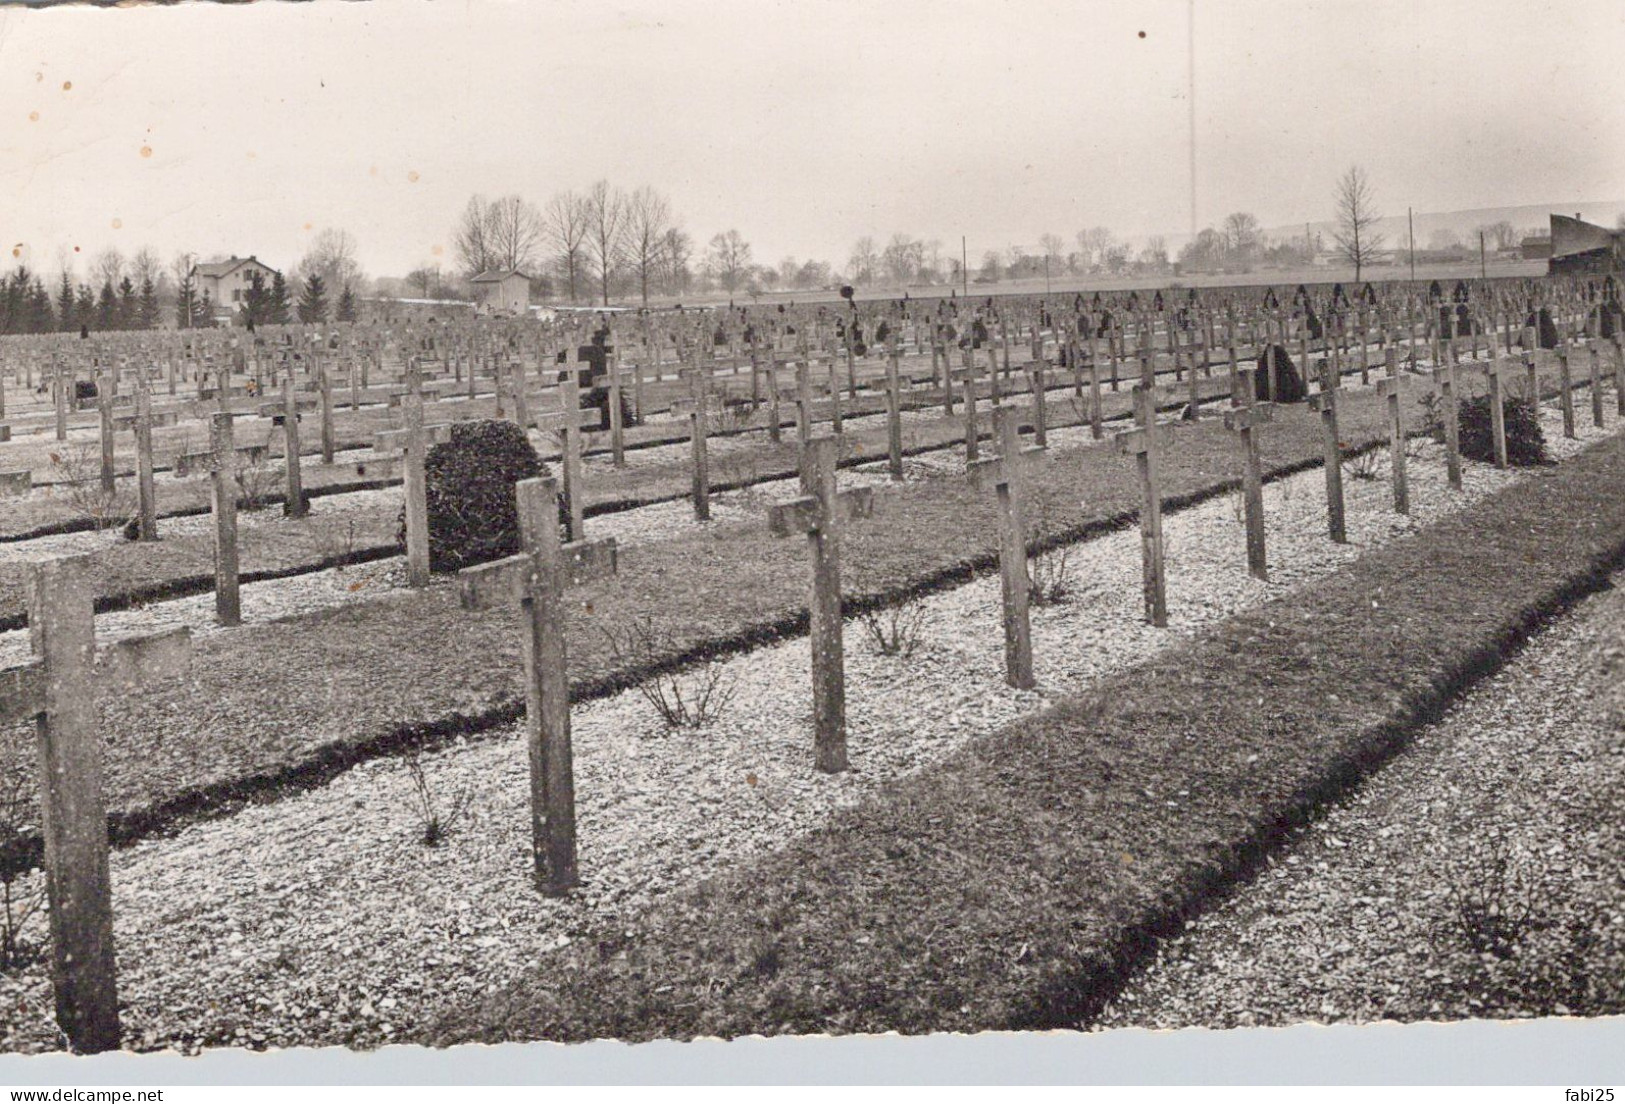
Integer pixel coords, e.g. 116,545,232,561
397,420,549,572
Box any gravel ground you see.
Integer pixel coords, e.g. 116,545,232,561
0,467,904,667
0,386,1610,1054
1094,567,1625,1030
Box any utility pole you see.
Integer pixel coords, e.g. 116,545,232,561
1408,207,1416,284
1188,0,1197,242
962,236,969,298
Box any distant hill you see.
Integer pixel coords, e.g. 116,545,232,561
1262,201,1625,250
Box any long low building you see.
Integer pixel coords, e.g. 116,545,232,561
1548,214,1623,276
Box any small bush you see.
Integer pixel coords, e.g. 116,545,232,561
1440,838,1539,960
0,761,45,972
602,616,737,732
1345,445,1382,482
47,443,131,531
1455,395,1548,467
858,597,930,658
1026,500,1076,606
402,746,474,848
1028,548,1075,606
398,419,552,572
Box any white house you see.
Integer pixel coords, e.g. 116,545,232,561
471,269,532,314
192,256,280,310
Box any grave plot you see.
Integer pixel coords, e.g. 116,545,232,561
0,349,1612,872
426,431,1625,1047
1096,568,1625,1030
0,378,1616,1052
0,283,1618,1053
0,332,1444,640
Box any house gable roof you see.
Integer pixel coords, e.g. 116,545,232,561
193,256,278,280
471,268,531,283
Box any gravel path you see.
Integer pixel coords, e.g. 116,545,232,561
0,384,1611,1053
1094,568,1625,1030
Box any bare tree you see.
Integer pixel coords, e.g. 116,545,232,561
1039,233,1066,269
1479,220,1517,251
1221,212,1261,269
882,234,924,285
1332,165,1384,282
129,247,163,289
706,230,752,293
581,180,627,306
544,191,590,302
661,227,693,295
92,248,124,289
453,195,496,278
1137,236,1169,272
486,196,543,274
624,186,672,305
297,227,366,297
848,237,879,286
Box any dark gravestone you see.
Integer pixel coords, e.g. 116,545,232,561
1600,302,1623,340
1525,308,1560,349
1254,345,1307,403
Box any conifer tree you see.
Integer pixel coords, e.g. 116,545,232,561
268,271,292,324
241,270,270,327
175,273,198,329
296,273,327,323
75,284,96,331
198,290,217,329
336,284,358,322
0,268,26,336
57,272,75,332
117,276,137,330
97,280,118,331
29,278,54,333
138,276,159,329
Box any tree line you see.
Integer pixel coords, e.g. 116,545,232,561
0,228,368,337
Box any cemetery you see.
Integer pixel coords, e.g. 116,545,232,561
0,276,1622,1052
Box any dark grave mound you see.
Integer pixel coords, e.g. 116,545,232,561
1253,345,1307,403
1525,308,1560,349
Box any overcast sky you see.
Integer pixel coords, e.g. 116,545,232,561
2,0,1622,281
